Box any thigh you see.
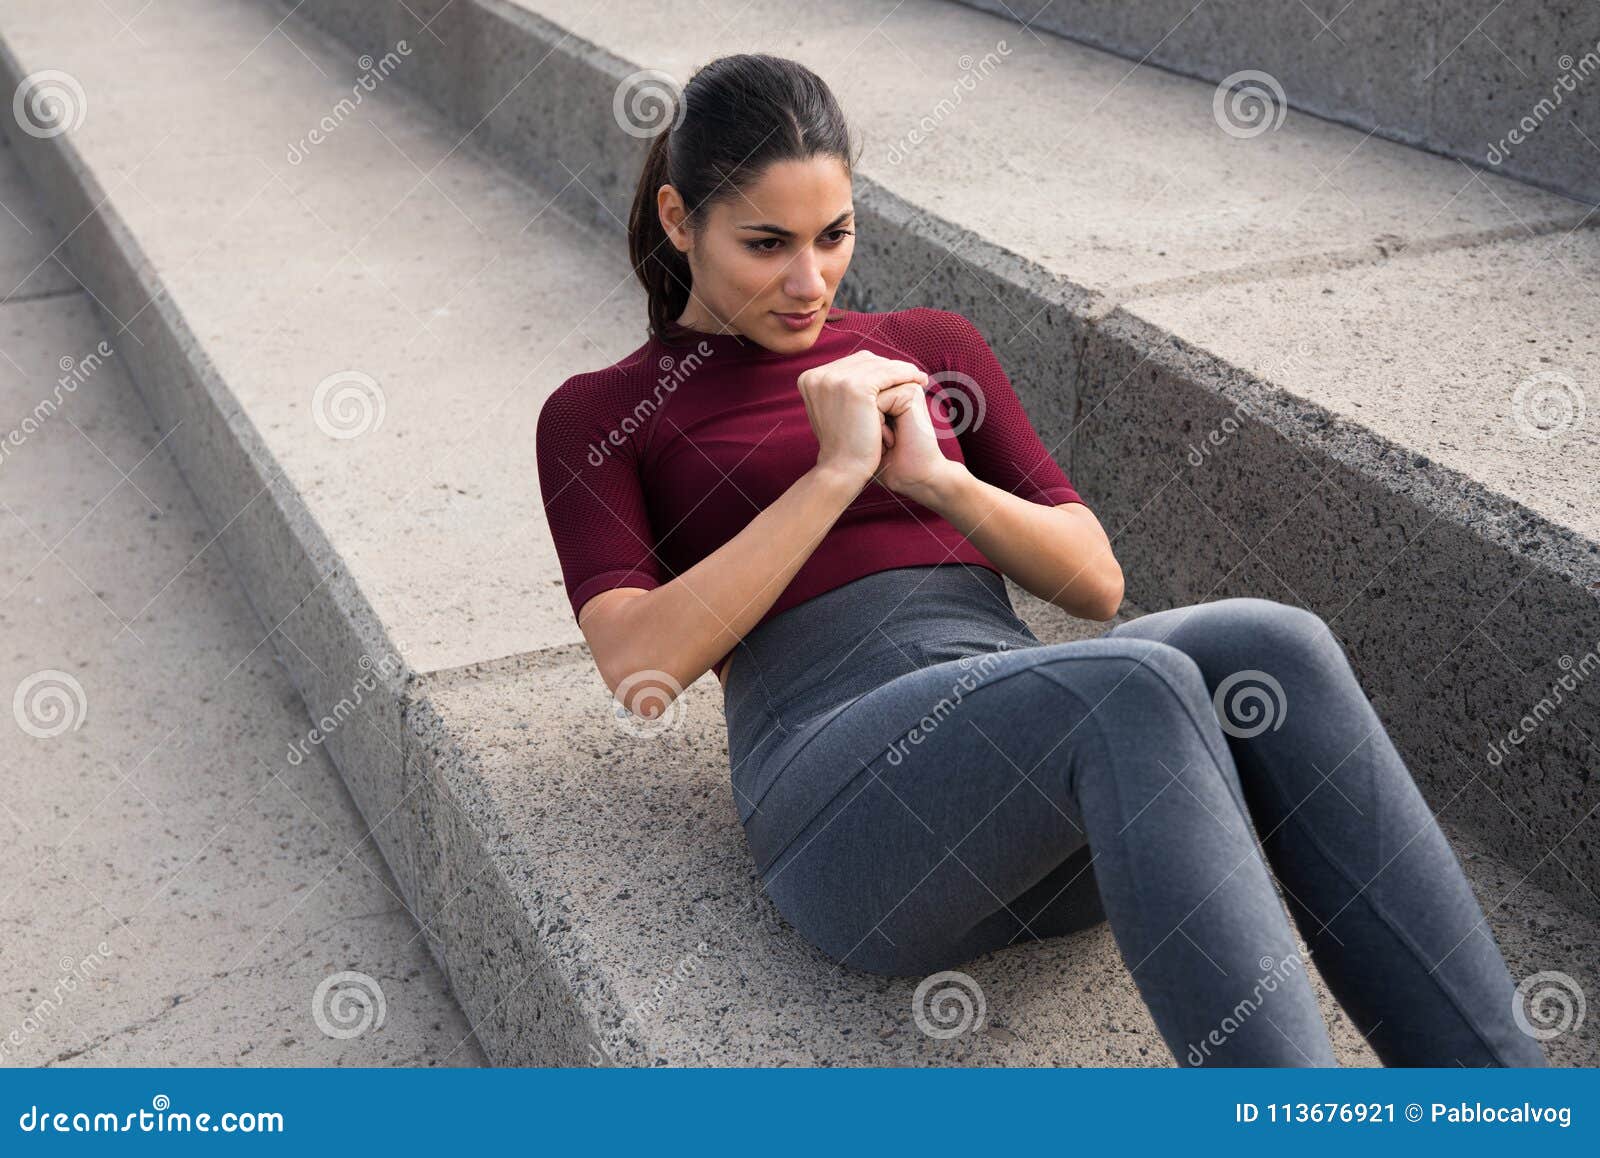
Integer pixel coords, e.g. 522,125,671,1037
749,637,1171,976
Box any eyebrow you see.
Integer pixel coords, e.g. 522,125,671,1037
737,209,854,240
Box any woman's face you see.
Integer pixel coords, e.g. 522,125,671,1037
660,154,855,351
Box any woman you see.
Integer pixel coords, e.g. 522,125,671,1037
535,53,1547,1068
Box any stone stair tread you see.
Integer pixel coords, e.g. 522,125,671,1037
508,0,1591,298
1125,229,1599,552
0,0,637,677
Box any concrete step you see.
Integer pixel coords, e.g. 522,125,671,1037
949,0,1600,204
0,133,483,1065
1,0,1593,1066
263,0,1600,921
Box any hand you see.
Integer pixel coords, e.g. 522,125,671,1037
871,380,967,504
797,351,930,487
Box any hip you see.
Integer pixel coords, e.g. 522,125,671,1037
722,563,1042,824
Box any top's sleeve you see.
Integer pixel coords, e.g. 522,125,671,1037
535,378,667,623
927,309,1087,510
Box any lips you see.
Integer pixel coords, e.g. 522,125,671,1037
776,309,817,320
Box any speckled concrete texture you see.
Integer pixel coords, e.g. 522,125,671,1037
953,0,1600,205
1125,230,1600,546
0,0,633,929
0,141,73,300
0,150,482,1062
306,0,1594,294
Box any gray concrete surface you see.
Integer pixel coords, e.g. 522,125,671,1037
1,0,1593,1065
954,0,1600,206
0,141,483,1063
294,0,1594,296
1126,228,1600,546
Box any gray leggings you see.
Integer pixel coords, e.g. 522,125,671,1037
723,563,1549,1067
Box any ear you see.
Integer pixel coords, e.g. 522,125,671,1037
657,184,693,253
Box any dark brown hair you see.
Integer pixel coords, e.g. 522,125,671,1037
626,54,857,348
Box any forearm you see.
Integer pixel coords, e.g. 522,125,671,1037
908,463,1122,620
615,464,866,686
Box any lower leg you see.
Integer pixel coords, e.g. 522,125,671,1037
1040,652,1338,1066
1110,598,1550,1067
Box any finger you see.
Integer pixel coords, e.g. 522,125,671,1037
867,359,929,389
899,389,937,445
876,380,921,414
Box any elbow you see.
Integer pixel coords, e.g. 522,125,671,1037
1052,506,1123,622
1089,562,1125,622
597,642,690,720
583,591,690,718
1048,564,1122,623
603,659,685,721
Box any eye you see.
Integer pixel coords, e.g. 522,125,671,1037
742,228,855,255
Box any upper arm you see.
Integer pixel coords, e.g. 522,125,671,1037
931,309,1087,511
536,385,668,632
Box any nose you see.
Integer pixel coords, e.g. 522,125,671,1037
782,247,827,304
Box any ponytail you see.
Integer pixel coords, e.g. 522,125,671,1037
627,127,694,347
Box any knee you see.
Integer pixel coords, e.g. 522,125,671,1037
1205,599,1353,733
1212,597,1335,654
